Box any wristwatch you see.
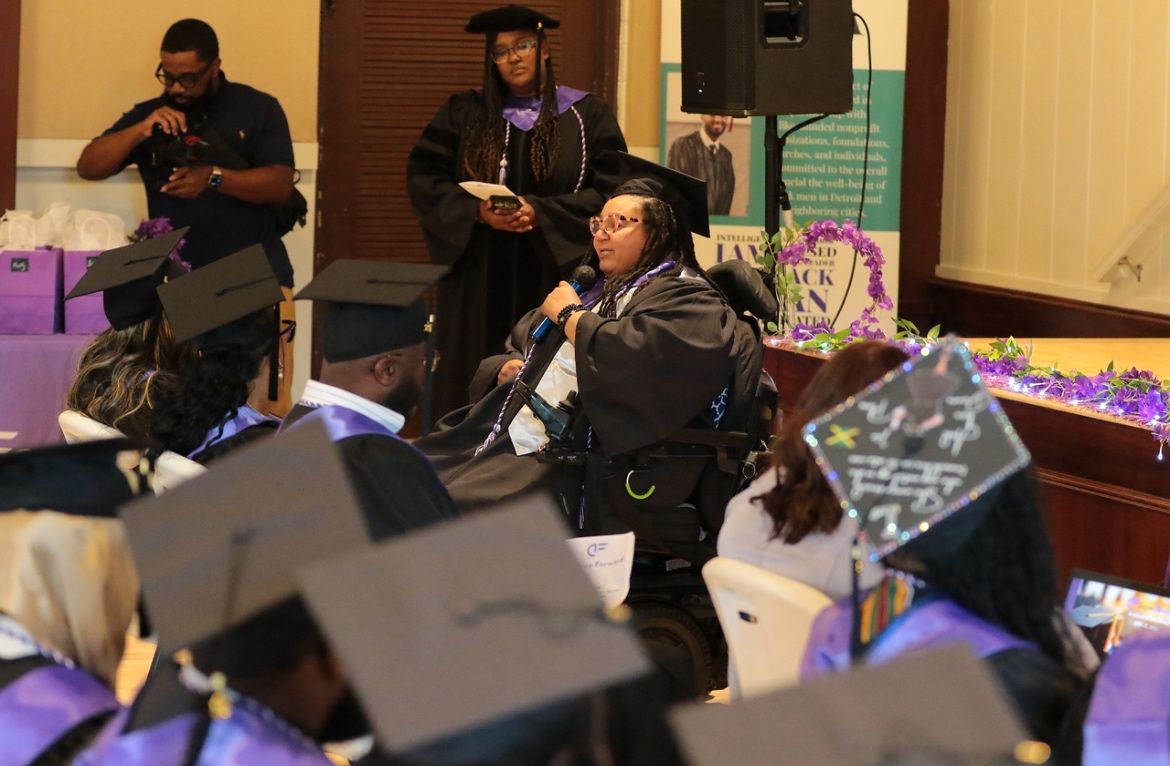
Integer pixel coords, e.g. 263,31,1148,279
207,167,224,190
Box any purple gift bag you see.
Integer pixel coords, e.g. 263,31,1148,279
63,250,109,334
0,248,62,334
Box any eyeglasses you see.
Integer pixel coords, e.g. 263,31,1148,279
380,349,441,374
155,61,213,89
588,213,642,236
490,38,538,62
279,319,297,343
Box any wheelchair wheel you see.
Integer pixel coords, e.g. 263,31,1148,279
631,600,715,698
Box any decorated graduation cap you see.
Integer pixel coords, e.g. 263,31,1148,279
803,336,1031,563
0,438,146,516
64,227,189,330
294,259,448,363
465,4,560,33
669,645,1049,766
606,150,711,237
298,493,650,752
119,419,369,659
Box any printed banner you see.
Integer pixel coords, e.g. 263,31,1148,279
659,0,908,331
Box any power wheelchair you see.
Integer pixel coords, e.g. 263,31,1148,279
527,260,779,694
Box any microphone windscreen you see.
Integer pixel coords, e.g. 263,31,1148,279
570,265,598,290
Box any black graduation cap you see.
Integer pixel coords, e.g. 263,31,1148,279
294,259,449,363
669,645,1045,766
64,228,189,330
802,336,1032,562
118,419,370,657
0,438,145,517
606,151,711,237
297,493,650,752
156,244,283,345
465,5,561,33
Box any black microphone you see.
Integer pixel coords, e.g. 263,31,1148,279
531,265,598,342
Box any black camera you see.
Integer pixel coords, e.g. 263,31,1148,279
148,123,211,170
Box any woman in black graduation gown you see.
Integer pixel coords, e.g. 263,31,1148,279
416,159,760,560
407,5,627,418
802,467,1096,747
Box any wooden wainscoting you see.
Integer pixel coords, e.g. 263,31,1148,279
929,278,1170,338
763,341,1170,587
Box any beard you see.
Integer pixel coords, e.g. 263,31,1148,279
161,81,218,121
382,372,422,418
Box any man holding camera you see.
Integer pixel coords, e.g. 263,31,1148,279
77,18,299,413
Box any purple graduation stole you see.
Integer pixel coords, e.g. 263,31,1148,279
188,405,280,459
75,705,333,765
291,404,399,441
1082,631,1170,766
801,595,1033,679
0,663,118,765
502,85,589,131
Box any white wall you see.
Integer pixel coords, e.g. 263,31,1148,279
942,0,1170,315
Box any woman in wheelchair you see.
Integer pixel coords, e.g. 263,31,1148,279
718,341,909,599
418,154,760,561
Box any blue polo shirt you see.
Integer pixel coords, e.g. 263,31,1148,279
103,74,296,285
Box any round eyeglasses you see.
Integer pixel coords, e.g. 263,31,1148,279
491,38,538,62
588,213,642,236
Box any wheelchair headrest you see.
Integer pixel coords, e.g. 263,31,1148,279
708,260,779,325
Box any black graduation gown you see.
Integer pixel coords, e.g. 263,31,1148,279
416,275,758,552
283,405,461,541
406,89,628,418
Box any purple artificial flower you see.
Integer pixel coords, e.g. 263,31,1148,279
1138,389,1169,422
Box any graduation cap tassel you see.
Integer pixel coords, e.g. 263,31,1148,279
421,313,436,437
849,534,865,665
267,305,280,402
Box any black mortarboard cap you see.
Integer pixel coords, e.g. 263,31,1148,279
670,645,1044,766
802,336,1032,562
156,244,283,345
298,493,650,752
606,151,710,237
64,228,189,330
119,420,369,656
0,438,144,517
294,259,449,362
465,5,560,33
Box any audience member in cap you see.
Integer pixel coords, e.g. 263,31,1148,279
417,154,759,564
281,260,460,538
152,307,285,463
717,341,909,600
407,4,627,419
65,230,195,443
77,423,370,765
299,495,681,766
151,245,287,464
801,465,1093,745
0,440,148,765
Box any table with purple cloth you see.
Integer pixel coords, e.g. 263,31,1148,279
0,334,94,451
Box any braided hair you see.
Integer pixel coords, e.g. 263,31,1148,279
586,192,706,318
885,467,1090,675
462,30,560,184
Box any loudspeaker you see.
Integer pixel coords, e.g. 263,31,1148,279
680,0,854,116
